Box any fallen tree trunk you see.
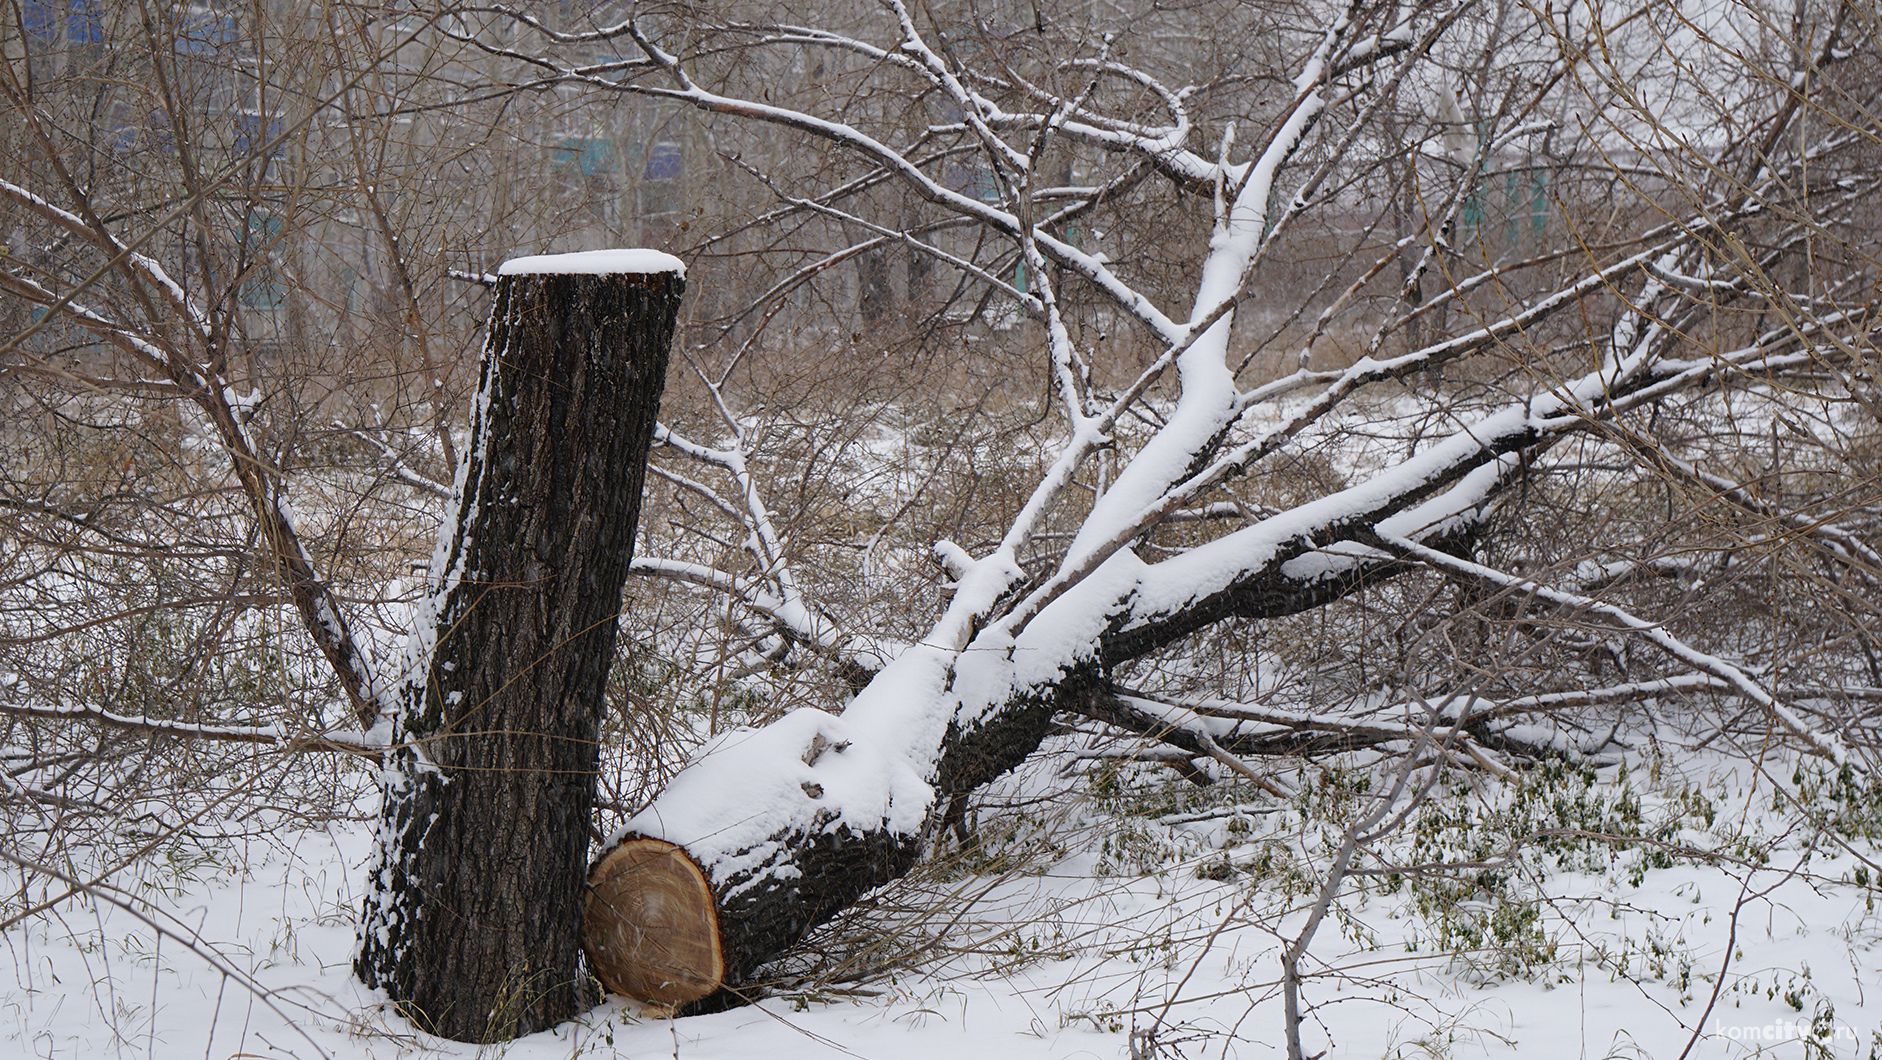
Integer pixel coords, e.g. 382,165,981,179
579,336,1743,1009
579,500,1470,1010
584,705,932,1010
357,250,683,1041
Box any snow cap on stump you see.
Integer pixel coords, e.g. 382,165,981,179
498,249,686,277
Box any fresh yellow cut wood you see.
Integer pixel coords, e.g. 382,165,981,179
583,837,724,1006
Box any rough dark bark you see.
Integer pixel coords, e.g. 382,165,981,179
357,261,683,1042
665,816,924,1009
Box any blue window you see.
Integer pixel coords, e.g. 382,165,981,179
552,136,615,178
23,0,102,43
232,113,283,160
176,6,237,54
22,0,54,38
644,141,682,181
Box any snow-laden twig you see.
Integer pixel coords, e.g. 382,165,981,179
0,699,376,755
650,419,866,673
1373,533,1856,766
628,556,899,674
347,428,453,499
1081,686,1567,776
1645,258,1743,294
1014,50,1113,427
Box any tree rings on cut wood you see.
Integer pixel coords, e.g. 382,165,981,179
583,836,723,1006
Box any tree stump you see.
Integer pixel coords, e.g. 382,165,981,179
356,250,684,1042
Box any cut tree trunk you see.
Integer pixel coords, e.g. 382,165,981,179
577,672,1230,1012
356,251,683,1042
579,469,1508,1010
582,705,935,1011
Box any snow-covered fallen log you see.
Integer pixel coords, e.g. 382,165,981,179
578,340,1704,1007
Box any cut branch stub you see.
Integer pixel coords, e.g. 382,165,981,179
582,707,931,1011
584,837,723,1007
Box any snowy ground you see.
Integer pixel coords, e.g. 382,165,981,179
4,745,1879,1060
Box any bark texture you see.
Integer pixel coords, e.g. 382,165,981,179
357,264,682,1042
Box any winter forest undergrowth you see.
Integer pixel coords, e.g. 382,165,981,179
6,708,1882,1059
4,0,1882,1055
6,380,1881,1058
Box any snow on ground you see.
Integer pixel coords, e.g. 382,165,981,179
3,746,1879,1059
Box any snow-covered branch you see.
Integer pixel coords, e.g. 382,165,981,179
1374,534,1856,766
2,167,380,733
0,698,377,756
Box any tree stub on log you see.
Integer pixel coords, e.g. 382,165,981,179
584,837,723,1007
